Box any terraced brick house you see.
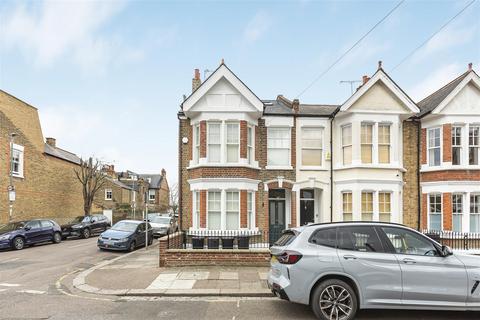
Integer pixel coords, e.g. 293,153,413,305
177,62,422,242
418,64,480,232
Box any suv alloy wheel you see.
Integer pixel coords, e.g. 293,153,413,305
82,228,90,239
311,279,358,320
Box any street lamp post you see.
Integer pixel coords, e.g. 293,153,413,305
8,133,17,222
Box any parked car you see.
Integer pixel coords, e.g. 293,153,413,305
97,220,153,252
0,219,62,250
148,215,177,237
268,222,480,320
61,214,110,239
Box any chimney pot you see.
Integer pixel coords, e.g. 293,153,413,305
362,75,370,84
378,60,383,69
221,58,225,65
468,63,473,71
194,69,200,80
46,137,56,148
292,99,299,113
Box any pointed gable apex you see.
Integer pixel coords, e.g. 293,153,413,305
340,69,419,114
181,63,263,113
429,71,480,115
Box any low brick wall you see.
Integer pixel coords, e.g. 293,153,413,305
158,232,270,267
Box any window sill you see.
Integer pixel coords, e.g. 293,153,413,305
265,165,293,170
12,174,24,179
187,163,261,170
299,166,328,171
334,165,406,172
421,165,480,172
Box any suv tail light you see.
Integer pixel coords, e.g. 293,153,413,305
277,250,303,264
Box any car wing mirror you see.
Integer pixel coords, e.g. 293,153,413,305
441,245,453,257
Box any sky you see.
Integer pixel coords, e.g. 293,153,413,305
0,0,479,186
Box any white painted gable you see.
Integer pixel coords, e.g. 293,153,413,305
440,82,480,115
348,80,412,113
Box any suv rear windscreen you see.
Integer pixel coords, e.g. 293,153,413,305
274,231,297,246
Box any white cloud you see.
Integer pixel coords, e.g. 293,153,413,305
409,63,464,101
0,0,139,73
243,12,272,43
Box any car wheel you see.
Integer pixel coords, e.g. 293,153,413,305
53,232,62,244
311,279,358,320
128,241,136,252
82,228,91,239
12,237,25,250
148,237,153,245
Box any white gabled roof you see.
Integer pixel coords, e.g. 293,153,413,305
181,63,264,112
431,71,480,115
340,68,419,114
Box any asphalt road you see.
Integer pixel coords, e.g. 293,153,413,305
0,237,478,320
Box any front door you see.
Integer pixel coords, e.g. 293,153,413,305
379,226,468,307
269,189,286,245
300,189,315,225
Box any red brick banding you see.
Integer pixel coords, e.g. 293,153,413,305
200,121,207,158
421,128,427,165
443,193,452,230
443,124,452,162
240,120,247,159
200,190,207,228
189,167,260,180
421,170,480,182
240,190,247,228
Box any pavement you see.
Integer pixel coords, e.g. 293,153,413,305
1,235,479,319
74,243,272,297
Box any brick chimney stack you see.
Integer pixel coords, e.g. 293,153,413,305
292,99,299,113
46,137,56,148
362,75,370,85
192,69,201,92
378,60,383,70
468,63,473,71
161,168,166,176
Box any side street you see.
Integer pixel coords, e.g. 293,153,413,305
1,0,480,319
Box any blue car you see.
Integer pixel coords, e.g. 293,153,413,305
97,220,153,252
0,219,62,250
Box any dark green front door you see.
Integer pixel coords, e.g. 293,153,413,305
269,199,285,245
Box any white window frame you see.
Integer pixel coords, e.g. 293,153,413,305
267,127,291,167
452,126,462,166
247,125,254,165
452,193,463,232
11,143,24,178
470,193,480,233
193,124,200,164
148,189,156,201
247,191,256,229
361,123,373,164
225,190,240,230
225,122,240,163
105,189,113,201
300,126,323,168
207,190,222,230
469,125,479,165
342,124,352,165
194,191,200,229
342,192,352,221
207,122,221,163
428,127,441,167
378,123,391,164
428,193,442,231
361,191,374,221
378,191,392,222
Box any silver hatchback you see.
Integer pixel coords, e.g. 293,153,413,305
267,222,480,320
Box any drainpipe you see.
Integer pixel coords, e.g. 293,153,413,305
416,118,421,231
329,108,340,222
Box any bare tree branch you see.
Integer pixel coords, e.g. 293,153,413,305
74,157,107,216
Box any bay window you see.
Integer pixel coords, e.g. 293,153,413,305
226,123,239,163
301,127,323,166
428,194,442,230
267,127,290,166
226,191,239,230
342,192,352,221
207,123,221,163
361,192,373,221
469,126,479,165
452,193,463,232
428,128,441,166
379,192,391,222
207,191,221,229
342,125,352,165
378,124,391,164
452,126,462,165
361,123,373,164
470,194,480,232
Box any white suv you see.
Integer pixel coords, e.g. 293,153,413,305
267,222,480,320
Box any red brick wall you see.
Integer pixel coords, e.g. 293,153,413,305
189,167,260,180
240,120,247,159
161,250,270,267
200,190,207,228
200,121,206,158
422,170,480,182
290,191,297,227
443,193,452,230
421,128,427,165
421,193,428,230
240,190,247,228
443,124,452,162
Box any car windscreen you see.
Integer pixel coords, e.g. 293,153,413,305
151,217,170,224
82,216,92,223
0,222,25,232
111,221,138,232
